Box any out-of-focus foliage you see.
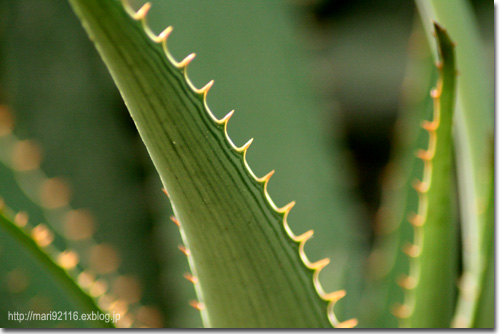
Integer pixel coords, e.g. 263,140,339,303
0,0,493,328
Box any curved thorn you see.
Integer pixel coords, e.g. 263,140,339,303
278,201,295,214
133,2,151,20
297,231,315,266
178,53,196,69
189,300,205,311
403,243,421,258
237,138,253,153
219,110,234,125
407,213,424,227
421,120,439,132
412,179,429,193
430,88,441,99
170,216,180,228
310,257,329,270
258,170,275,184
158,26,173,41
336,318,359,328
323,289,346,302
178,245,190,256
197,80,214,95
296,229,314,242
183,273,198,284
162,188,169,197
416,149,433,161
397,275,417,290
391,304,411,319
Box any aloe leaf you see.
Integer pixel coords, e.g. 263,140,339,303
394,23,457,328
415,1,494,327
361,19,436,328
133,0,368,321
68,0,355,328
0,209,113,328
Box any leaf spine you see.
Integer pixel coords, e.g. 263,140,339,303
415,149,433,161
397,275,417,290
392,303,411,319
170,216,180,228
236,138,254,155
189,300,205,311
183,273,198,284
402,243,421,258
257,170,275,184
178,53,196,69
407,213,424,227
178,245,190,256
131,2,151,20
412,179,429,193
218,110,234,128
336,319,359,328
197,80,214,96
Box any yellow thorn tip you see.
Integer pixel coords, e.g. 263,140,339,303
421,120,438,131
407,213,424,227
178,245,190,256
297,229,314,242
183,273,198,284
189,300,205,311
416,149,433,161
200,80,214,94
430,88,441,99
412,179,429,193
178,53,196,68
170,216,180,227
310,257,330,270
402,243,421,258
238,138,253,152
159,26,173,40
323,289,346,302
221,110,234,123
134,2,151,19
278,201,296,214
337,318,358,328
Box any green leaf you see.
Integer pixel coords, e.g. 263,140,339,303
0,209,113,328
68,0,356,328
361,18,436,328
133,0,368,321
415,1,494,327
396,23,457,328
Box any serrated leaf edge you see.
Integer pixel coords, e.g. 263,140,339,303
120,0,356,328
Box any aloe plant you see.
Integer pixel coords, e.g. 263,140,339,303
0,0,493,328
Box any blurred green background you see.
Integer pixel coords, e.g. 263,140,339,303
0,0,493,328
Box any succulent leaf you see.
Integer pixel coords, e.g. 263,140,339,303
68,0,354,328
415,1,494,327
396,23,458,328
361,19,437,328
